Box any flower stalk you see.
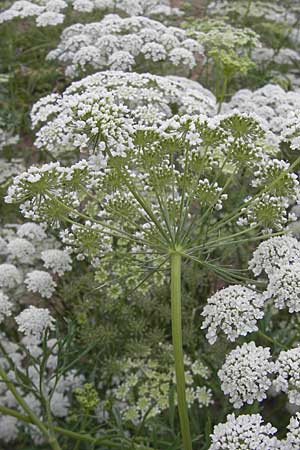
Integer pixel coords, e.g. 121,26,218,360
170,249,193,450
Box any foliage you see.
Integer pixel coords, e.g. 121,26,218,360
1,0,300,449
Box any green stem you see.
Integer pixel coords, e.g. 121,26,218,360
170,251,193,450
217,76,228,113
45,393,61,450
257,331,288,350
73,414,88,450
0,366,61,450
0,405,152,450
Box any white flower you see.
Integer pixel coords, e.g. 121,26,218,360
0,0,66,27
7,238,36,262
237,194,293,233
285,413,300,449
108,51,135,71
24,270,56,298
209,414,280,450
249,235,300,277
0,1,43,22
17,222,47,241
50,391,70,417
41,249,72,276
0,263,22,289
194,386,213,407
169,48,196,69
0,158,24,184
0,237,8,254
46,15,203,77
29,71,216,160
265,263,300,313
15,306,55,340
45,0,68,12
141,42,167,61
0,416,19,443
0,127,19,150
218,342,275,408
201,285,265,344
0,291,13,323
281,109,300,151
35,11,64,26
72,0,94,12
273,348,300,406
223,84,300,146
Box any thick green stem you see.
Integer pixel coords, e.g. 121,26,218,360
170,251,193,450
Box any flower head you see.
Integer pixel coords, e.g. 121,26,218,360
15,306,55,340
41,249,72,276
265,263,300,313
209,414,280,450
202,285,264,344
0,291,13,323
24,270,56,298
0,264,22,289
273,348,300,406
249,235,300,277
218,342,275,408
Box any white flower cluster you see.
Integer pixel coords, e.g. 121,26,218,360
237,193,298,233
218,342,275,408
201,285,265,344
208,112,268,165
0,158,24,185
5,161,92,221
34,72,216,122
17,222,47,240
252,47,300,66
103,346,212,424
273,347,300,406
223,84,300,146
0,263,22,289
196,179,228,211
0,222,72,299
41,249,72,276
208,0,297,26
0,0,181,27
209,413,281,450
46,15,204,77
0,0,66,27
281,109,300,151
59,222,112,261
15,305,55,339
31,90,135,158
24,270,57,298
30,72,216,159
0,127,19,151
251,159,300,200
0,416,19,444
286,413,300,449
249,235,300,276
70,0,182,17
250,236,300,313
7,107,300,245
7,237,36,262
0,128,23,184
191,20,261,53
265,263,300,313
0,291,13,323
